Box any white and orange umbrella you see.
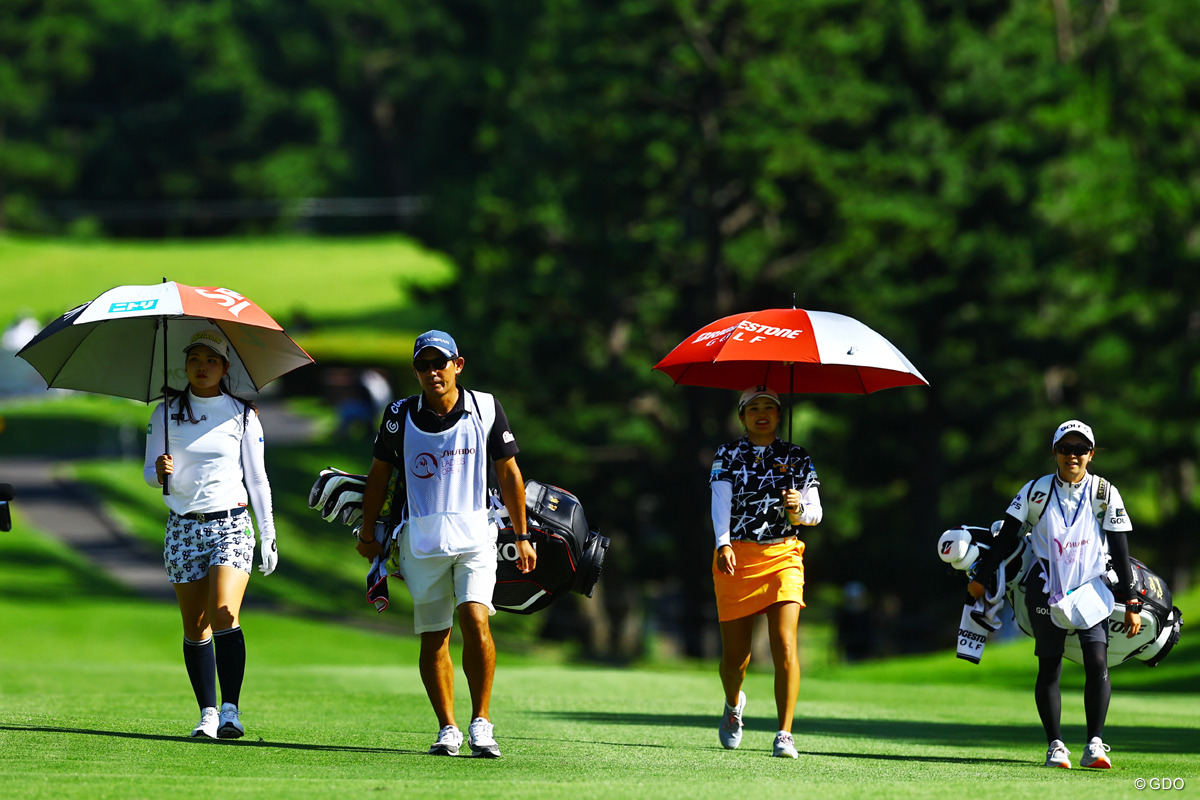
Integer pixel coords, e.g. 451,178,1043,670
17,281,312,401
17,280,313,494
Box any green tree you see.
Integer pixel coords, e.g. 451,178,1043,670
420,0,1200,654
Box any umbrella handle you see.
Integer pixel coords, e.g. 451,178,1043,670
160,306,171,496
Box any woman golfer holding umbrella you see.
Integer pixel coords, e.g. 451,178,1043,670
143,328,279,739
709,386,822,759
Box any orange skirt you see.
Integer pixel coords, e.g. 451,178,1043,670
713,538,806,622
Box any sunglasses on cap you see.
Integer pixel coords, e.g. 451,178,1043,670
413,355,456,372
1054,442,1093,456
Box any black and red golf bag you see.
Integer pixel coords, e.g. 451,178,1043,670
308,469,608,615
493,480,610,614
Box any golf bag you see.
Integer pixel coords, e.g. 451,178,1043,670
938,524,1183,667
493,479,610,614
307,468,609,615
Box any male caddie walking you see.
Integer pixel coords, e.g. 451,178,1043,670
355,330,535,757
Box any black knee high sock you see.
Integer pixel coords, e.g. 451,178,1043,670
183,637,217,709
1081,641,1111,741
213,626,246,707
1034,655,1063,743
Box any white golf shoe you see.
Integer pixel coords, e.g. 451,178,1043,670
428,724,463,756
190,706,219,739
1080,738,1111,769
467,717,501,758
772,731,798,759
217,702,244,739
718,691,746,749
1044,739,1071,769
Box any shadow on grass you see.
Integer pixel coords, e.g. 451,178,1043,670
538,711,1200,758
0,412,143,459
0,540,141,600
0,724,425,755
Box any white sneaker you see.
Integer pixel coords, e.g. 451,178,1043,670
1080,738,1111,769
217,702,244,739
718,691,746,749
773,731,798,759
428,724,463,756
1044,739,1071,769
467,717,501,758
190,706,219,739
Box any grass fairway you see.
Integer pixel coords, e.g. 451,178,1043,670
0,233,456,365
2,523,1197,799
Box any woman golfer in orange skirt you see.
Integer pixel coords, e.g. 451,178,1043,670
709,386,822,759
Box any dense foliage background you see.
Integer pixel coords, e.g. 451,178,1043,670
3,0,1198,658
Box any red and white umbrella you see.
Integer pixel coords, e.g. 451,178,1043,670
653,308,928,395
17,281,313,402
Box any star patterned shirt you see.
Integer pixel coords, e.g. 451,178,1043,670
709,436,818,544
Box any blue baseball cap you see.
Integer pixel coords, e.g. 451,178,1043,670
413,330,458,359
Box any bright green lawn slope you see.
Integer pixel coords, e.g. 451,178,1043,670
1,513,1197,800
0,233,456,365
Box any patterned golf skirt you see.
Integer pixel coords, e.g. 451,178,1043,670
163,511,255,584
712,538,806,622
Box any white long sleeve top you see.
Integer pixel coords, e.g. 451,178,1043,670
143,391,275,540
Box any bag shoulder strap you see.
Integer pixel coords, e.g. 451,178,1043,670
467,390,497,439
1093,474,1110,512
1024,474,1056,527
1092,474,1111,552
382,396,420,522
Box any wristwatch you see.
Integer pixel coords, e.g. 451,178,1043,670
513,533,533,542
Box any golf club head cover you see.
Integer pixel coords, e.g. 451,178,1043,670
310,470,366,511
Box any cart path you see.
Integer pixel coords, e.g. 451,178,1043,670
0,401,317,603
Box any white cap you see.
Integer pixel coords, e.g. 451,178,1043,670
1052,419,1095,448
738,385,780,412
183,328,230,360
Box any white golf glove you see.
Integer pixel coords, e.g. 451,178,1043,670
258,533,278,576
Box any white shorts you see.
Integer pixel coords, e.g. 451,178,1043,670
397,532,497,633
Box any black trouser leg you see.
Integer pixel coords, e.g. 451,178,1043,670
1081,640,1111,741
1034,655,1063,743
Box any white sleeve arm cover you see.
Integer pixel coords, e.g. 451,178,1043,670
241,410,276,540
711,480,732,549
799,486,823,526
143,403,165,488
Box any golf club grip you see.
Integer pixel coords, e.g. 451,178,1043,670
162,473,170,496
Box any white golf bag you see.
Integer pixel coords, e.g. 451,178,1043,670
938,524,1183,667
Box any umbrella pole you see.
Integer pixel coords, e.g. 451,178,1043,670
161,309,171,496
788,363,795,490
788,293,797,489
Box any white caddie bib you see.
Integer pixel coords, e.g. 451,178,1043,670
402,391,496,558
1043,476,1113,629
